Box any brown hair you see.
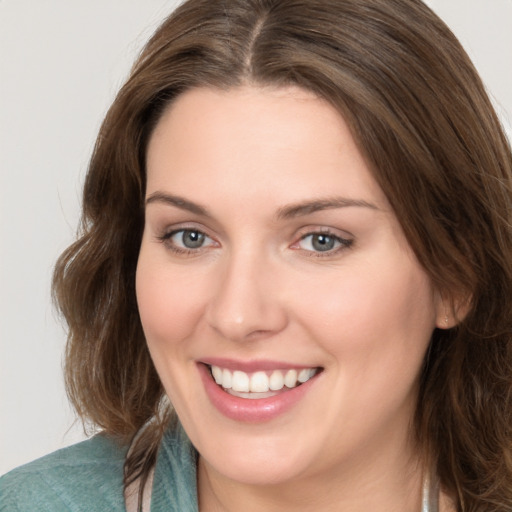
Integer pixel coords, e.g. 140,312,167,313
53,0,512,509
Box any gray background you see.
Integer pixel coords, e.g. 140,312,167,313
1,0,511,474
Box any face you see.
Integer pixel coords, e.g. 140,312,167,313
137,86,444,488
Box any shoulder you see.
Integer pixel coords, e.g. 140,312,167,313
0,435,128,512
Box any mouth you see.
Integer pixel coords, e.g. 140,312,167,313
197,359,324,421
208,365,321,399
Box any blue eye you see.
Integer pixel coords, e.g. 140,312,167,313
172,229,206,249
161,229,215,252
298,233,352,253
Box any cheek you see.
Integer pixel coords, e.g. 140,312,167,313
292,258,437,359
295,262,436,430
135,253,207,347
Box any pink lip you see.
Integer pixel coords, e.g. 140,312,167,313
199,357,315,373
197,362,321,423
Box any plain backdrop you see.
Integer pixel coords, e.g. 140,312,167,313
1,0,511,475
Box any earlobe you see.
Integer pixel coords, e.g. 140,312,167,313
434,291,472,329
435,310,456,330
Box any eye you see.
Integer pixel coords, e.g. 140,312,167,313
296,232,353,254
159,228,216,253
172,229,207,249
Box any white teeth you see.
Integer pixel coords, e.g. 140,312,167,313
212,366,223,385
284,369,298,388
298,368,315,383
209,365,318,393
250,371,269,392
232,371,249,392
269,370,284,391
222,368,232,389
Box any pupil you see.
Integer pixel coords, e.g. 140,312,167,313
183,230,205,248
312,234,335,252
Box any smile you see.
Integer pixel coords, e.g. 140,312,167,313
199,361,323,422
210,365,318,395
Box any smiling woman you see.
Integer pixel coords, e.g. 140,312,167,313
1,0,512,511
137,85,442,497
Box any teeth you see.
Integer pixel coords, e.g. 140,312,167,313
269,370,284,391
284,369,298,388
212,366,223,385
232,371,249,392
250,371,269,392
222,368,232,389
298,368,316,383
209,365,318,393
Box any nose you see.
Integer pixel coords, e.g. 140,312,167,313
205,250,288,342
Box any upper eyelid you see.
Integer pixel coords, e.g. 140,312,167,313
145,207,224,237
157,222,214,238
299,231,351,242
295,225,354,240
163,226,207,236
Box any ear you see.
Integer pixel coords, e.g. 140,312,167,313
434,290,472,329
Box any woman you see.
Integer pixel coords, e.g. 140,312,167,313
1,0,511,510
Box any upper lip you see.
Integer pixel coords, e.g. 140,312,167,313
199,357,320,373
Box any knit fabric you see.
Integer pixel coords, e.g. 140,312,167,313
0,421,198,512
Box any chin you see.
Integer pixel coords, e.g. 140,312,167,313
204,453,310,486
194,424,320,486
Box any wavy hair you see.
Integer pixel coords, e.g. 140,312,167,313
53,0,512,509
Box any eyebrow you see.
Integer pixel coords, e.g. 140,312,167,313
145,191,378,219
146,192,212,217
276,197,379,219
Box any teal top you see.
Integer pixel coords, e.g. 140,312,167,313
0,422,198,511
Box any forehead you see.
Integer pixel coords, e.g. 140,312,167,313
146,85,389,211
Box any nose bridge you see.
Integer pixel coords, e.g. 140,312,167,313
206,245,287,342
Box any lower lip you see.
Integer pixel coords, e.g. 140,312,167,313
198,364,319,423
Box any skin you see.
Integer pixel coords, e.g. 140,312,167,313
136,85,449,511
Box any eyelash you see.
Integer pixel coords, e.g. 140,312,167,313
157,228,216,256
156,228,354,257
294,230,353,258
